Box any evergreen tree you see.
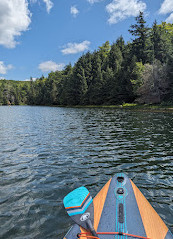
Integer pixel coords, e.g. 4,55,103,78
28,77,36,104
116,36,126,57
14,85,20,105
0,16,173,106
108,44,123,73
102,66,115,103
158,22,173,63
129,11,149,64
59,64,74,105
99,41,111,59
150,21,168,63
88,52,104,104
72,57,88,104
82,52,93,87
130,59,144,95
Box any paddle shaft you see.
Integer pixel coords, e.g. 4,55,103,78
86,220,98,237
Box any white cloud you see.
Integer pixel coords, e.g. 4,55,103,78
61,41,91,55
106,0,147,24
0,61,13,74
159,0,173,23
42,0,53,13
159,0,173,14
87,0,103,3
166,13,173,23
30,0,53,13
0,0,31,48
38,61,65,72
71,6,79,17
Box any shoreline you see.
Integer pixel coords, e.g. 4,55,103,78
1,103,173,112
66,104,173,112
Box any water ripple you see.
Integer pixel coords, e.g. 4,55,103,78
0,106,172,238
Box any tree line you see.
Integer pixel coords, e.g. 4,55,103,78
0,12,173,106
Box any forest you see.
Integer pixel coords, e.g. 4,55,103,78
0,12,173,106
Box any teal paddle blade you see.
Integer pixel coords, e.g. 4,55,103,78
63,187,98,237
63,187,92,216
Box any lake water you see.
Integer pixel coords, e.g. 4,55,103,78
0,106,172,239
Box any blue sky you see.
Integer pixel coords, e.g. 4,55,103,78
0,0,173,81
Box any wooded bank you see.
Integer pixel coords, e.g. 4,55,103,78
1,12,173,106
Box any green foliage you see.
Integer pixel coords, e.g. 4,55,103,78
130,61,145,94
122,103,137,107
0,79,29,105
129,11,150,64
1,12,173,106
150,21,173,63
87,52,104,104
98,41,111,60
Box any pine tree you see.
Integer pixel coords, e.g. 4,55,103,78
88,53,104,104
73,59,88,104
83,52,93,87
99,41,111,58
150,21,167,63
108,44,123,74
159,22,173,63
129,11,149,64
116,36,126,57
28,77,36,104
102,66,119,104
59,64,74,105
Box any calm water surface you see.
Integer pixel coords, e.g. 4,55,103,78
0,106,172,239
